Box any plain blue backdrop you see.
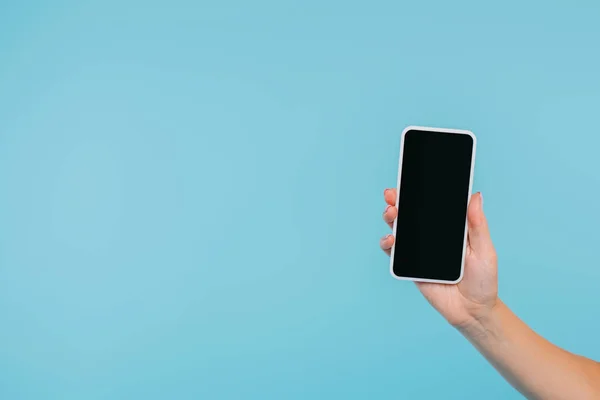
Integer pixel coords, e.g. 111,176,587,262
1,1,599,399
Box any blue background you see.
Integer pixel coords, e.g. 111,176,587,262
1,1,599,399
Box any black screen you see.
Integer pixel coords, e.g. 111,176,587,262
392,129,474,282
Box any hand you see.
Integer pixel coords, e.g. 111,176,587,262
380,189,498,328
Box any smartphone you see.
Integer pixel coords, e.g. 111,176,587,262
390,126,476,284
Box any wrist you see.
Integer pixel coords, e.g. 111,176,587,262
456,298,504,340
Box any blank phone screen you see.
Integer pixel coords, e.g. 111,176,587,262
392,129,474,282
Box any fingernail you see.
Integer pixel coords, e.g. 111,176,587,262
384,188,391,196
383,205,392,215
385,234,393,241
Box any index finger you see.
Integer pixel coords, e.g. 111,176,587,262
384,188,397,206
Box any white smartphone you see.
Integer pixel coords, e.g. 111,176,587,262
390,126,476,284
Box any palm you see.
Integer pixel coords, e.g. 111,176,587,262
417,246,497,326
382,189,498,327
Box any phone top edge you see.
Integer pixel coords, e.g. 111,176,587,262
402,125,476,140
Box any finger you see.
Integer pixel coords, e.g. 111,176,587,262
467,192,494,256
384,188,397,206
380,234,394,256
383,205,397,228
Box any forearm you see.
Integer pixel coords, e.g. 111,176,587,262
459,299,600,399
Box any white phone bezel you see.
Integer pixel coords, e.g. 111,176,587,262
389,125,477,284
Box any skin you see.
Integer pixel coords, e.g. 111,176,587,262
380,189,600,399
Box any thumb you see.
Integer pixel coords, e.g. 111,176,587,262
467,192,494,256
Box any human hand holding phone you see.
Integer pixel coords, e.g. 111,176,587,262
381,186,600,399
381,189,498,328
